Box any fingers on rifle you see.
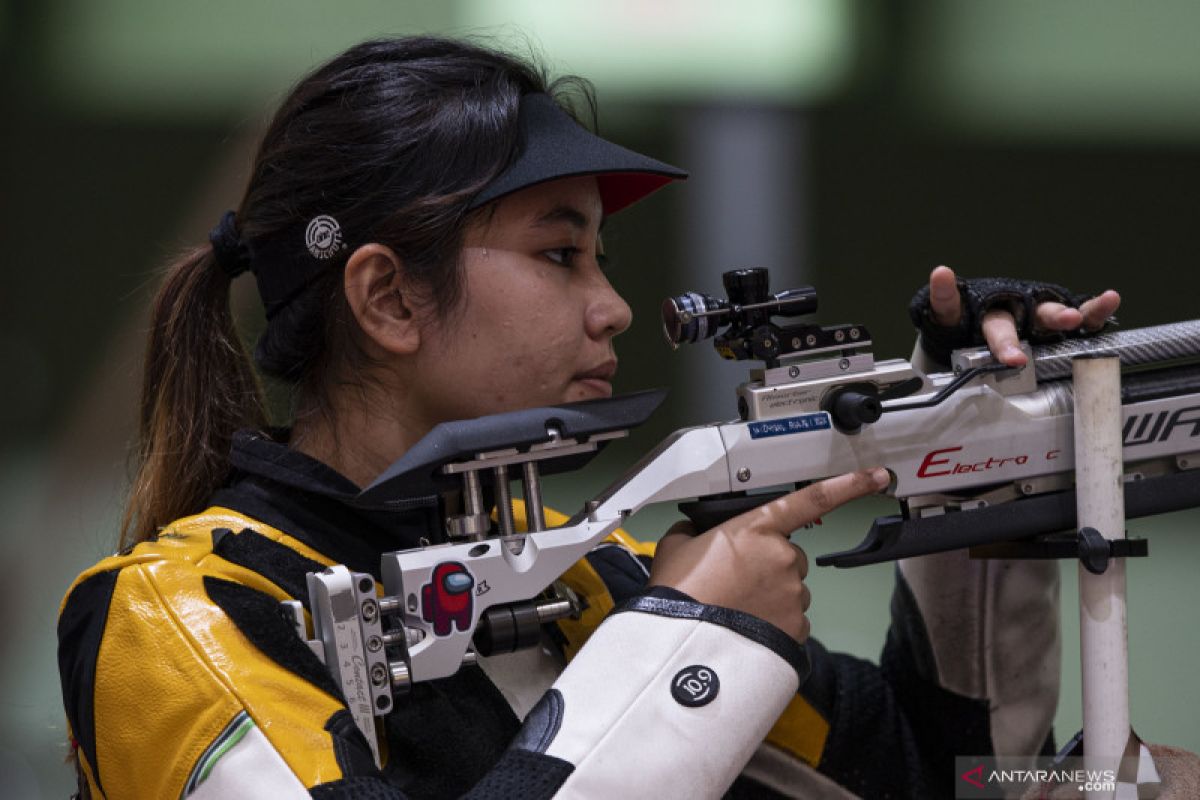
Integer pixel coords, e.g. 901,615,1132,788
1080,289,1121,332
754,469,888,537
1033,301,1081,332
1034,290,1119,334
928,265,963,326
792,544,810,581
981,308,1027,366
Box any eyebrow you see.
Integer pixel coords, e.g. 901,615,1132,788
532,204,606,232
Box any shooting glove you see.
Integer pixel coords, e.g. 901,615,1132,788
909,277,1095,365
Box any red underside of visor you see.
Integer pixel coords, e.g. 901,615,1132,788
597,173,677,215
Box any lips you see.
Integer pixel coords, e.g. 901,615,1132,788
574,361,617,382
572,361,617,397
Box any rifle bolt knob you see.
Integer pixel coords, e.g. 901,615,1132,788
737,467,752,483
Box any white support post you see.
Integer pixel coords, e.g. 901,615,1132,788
1072,354,1130,799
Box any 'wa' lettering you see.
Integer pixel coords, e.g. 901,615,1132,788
1123,405,1200,446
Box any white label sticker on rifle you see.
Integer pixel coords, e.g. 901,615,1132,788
747,413,831,439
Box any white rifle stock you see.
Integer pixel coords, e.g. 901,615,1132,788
292,298,1200,762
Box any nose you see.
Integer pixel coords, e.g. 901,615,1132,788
585,272,633,340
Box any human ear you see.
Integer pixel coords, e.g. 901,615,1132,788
343,243,423,356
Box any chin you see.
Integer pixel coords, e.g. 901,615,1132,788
567,379,614,401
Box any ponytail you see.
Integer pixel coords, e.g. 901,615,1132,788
119,247,267,548
119,37,561,547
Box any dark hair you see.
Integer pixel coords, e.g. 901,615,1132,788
121,36,592,547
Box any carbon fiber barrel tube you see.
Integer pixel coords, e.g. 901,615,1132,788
1033,320,1200,381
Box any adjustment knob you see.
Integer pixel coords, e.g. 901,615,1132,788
827,389,882,431
722,268,770,306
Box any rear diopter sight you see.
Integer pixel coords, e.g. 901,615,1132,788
663,268,858,368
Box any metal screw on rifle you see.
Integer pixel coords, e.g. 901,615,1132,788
362,599,378,623
367,635,383,653
834,330,845,342
805,334,817,346
850,328,861,340
791,337,802,348
370,663,388,687
788,366,800,378
737,467,752,482
1021,482,1035,495
839,358,850,370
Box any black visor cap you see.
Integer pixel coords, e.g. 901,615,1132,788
468,92,687,215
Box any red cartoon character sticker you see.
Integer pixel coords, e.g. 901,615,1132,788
421,562,475,636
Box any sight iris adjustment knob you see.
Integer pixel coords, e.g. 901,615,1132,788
662,292,730,348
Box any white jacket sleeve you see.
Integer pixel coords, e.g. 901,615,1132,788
473,587,808,800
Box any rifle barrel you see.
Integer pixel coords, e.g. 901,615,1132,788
1033,320,1200,381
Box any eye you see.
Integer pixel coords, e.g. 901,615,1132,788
543,247,581,267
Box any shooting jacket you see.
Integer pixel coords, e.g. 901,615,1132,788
58,429,1060,799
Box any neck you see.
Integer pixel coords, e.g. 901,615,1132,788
290,387,431,489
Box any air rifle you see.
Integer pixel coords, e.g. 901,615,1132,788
287,269,1200,763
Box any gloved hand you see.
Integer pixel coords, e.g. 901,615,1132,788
909,266,1120,365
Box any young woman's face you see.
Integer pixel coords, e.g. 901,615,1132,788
410,176,632,424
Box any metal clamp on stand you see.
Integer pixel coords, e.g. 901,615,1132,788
969,526,1149,574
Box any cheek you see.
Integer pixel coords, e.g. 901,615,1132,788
502,309,580,378
476,279,582,364
437,262,589,410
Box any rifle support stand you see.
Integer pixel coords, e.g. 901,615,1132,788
1073,354,1157,799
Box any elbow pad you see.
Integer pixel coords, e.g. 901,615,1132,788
471,587,808,800
895,553,1061,759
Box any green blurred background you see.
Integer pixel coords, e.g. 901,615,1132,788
3,1,1199,795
